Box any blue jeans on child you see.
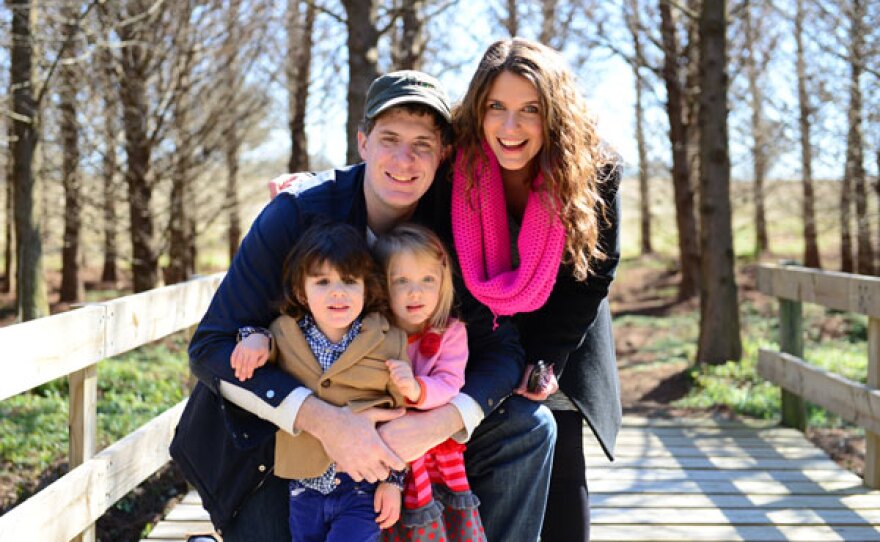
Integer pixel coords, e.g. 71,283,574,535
288,473,380,542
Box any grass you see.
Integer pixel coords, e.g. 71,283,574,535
0,332,191,481
669,292,869,429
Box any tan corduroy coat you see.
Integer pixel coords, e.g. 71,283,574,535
269,312,409,479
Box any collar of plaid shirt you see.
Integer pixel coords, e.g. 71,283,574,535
298,314,363,372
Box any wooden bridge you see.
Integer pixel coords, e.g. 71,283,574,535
3,264,880,541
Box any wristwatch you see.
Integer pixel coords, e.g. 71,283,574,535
236,326,273,351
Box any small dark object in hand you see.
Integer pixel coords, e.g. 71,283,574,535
526,360,554,394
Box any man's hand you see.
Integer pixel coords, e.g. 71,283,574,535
374,482,402,529
295,398,406,482
379,404,464,462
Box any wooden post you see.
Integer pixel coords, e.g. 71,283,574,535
69,364,97,542
779,298,807,431
866,317,880,488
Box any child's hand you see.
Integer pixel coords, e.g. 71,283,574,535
230,334,270,381
386,359,421,403
374,482,401,529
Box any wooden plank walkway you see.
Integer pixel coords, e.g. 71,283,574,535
143,416,880,541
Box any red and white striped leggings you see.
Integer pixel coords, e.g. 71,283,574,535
403,438,471,509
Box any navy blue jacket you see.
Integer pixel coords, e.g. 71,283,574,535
170,163,524,531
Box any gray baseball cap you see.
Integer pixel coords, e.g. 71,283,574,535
364,70,451,122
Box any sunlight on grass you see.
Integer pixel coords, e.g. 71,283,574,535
670,298,869,428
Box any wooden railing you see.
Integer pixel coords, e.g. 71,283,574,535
0,274,223,542
756,263,880,487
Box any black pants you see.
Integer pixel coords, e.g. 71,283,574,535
541,410,589,542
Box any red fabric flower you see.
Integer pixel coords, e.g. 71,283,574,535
419,331,443,357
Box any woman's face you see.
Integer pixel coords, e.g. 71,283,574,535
482,71,544,176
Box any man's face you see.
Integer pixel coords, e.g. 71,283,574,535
358,109,447,221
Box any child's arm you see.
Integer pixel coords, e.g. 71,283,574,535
230,327,273,382
399,321,468,410
374,478,403,529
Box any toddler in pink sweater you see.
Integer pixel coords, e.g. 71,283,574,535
373,224,485,542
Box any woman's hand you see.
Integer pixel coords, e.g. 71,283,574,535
267,173,308,199
514,362,559,401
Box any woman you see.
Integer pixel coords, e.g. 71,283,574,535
451,37,622,542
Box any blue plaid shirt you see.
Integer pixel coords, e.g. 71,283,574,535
291,315,406,494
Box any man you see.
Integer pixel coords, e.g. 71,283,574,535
171,71,555,542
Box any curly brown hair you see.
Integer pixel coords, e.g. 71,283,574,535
452,38,616,281
279,220,387,320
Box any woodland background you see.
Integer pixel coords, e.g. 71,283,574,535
1,0,879,359
1,1,879,539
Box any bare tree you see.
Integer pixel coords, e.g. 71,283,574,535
626,0,652,254
742,0,772,256
287,0,314,172
3,118,12,293
660,0,700,297
795,0,821,267
341,0,380,163
165,1,197,285
391,0,426,70
98,47,118,284
59,2,84,302
10,0,49,319
697,0,741,364
539,0,556,45
843,0,871,275
504,0,519,36
110,0,159,292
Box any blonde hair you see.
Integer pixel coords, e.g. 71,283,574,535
373,224,455,331
453,37,615,281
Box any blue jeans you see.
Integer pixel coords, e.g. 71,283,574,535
288,473,380,542
464,396,557,542
218,473,290,542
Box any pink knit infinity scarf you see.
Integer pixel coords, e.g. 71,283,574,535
451,143,566,318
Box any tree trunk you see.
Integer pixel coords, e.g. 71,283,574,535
685,0,701,208
505,0,519,36
539,0,557,46
795,0,820,268
287,0,313,172
3,123,12,293
628,0,652,254
118,9,157,292
392,0,426,70
11,0,49,320
60,6,83,302
697,0,742,364
841,168,854,273
166,4,195,286
743,2,768,256
99,49,118,284
226,139,241,264
660,0,699,297
342,0,379,164
876,148,880,274
845,0,871,275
